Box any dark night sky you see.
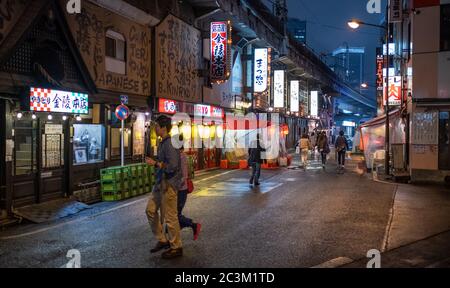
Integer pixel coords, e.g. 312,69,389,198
263,0,388,96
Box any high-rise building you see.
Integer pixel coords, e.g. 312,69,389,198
287,18,307,44
331,46,365,92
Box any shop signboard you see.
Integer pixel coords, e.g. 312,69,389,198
210,21,229,82
158,98,179,114
29,87,88,114
383,76,402,106
254,48,268,93
290,80,299,113
273,70,285,108
310,91,318,117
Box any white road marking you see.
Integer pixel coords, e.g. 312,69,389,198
311,257,354,268
195,170,236,183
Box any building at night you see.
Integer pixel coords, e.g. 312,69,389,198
287,18,307,44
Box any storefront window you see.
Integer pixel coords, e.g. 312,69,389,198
439,112,450,170
111,127,132,158
73,124,105,165
14,120,37,175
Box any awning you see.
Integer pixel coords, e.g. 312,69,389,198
360,109,401,128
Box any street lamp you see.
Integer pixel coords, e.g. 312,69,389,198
347,3,391,176
361,83,369,89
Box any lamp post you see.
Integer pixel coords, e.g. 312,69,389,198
348,2,390,176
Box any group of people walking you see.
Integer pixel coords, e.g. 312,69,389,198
145,115,350,259
297,130,349,171
145,115,201,260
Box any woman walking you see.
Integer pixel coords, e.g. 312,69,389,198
298,134,312,170
335,131,349,172
317,131,330,169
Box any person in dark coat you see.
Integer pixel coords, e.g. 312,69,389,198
248,134,266,186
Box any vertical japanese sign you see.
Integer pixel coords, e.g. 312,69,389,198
310,91,318,117
210,22,229,82
290,80,299,113
389,0,402,23
254,48,268,93
273,70,285,108
384,76,402,106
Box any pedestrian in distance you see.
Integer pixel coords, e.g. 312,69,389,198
317,131,330,169
178,141,202,241
248,134,266,186
298,134,312,170
310,132,317,157
145,115,183,259
335,130,349,173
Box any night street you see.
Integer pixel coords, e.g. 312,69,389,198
1,156,449,268
1,0,450,277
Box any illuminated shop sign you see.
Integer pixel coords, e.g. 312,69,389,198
384,76,402,106
273,70,285,108
194,104,223,118
310,91,318,117
290,80,299,113
376,54,384,91
159,98,179,114
210,21,230,82
254,48,268,93
29,87,88,114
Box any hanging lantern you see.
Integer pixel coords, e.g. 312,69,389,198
216,125,224,138
182,124,192,139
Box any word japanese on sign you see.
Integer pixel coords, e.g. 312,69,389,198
210,22,229,82
30,87,88,114
273,70,285,108
254,48,268,93
384,76,402,106
159,98,180,114
115,104,130,121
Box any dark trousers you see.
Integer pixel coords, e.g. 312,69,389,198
177,190,193,229
251,162,261,183
320,151,327,165
338,150,346,166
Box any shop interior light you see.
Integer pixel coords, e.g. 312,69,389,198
16,112,23,119
62,115,68,121
182,124,191,138
76,115,82,122
48,114,53,120
31,113,37,120
203,126,210,139
216,125,224,138
145,112,150,116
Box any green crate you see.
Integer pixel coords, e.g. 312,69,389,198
102,191,122,201
101,181,119,192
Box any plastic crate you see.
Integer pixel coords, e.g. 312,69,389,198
102,191,122,201
101,181,119,192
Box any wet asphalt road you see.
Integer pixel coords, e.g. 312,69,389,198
0,160,397,268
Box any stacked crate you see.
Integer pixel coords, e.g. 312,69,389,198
101,164,155,202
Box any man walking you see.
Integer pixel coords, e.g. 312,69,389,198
146,115,183,259
248,134,266,186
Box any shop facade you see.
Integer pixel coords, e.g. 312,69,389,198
0,0,152,213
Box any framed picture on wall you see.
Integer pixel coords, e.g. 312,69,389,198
74,148,87,164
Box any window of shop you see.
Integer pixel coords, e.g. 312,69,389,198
442,4,450,51
439,112,450,170
73,124,105,165
111,127,132,158
14,120,37,175
105,30,126,74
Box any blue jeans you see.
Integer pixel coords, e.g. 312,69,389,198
251,163,261,183
177,190,193,229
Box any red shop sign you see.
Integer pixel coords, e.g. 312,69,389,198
158,98,179,114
